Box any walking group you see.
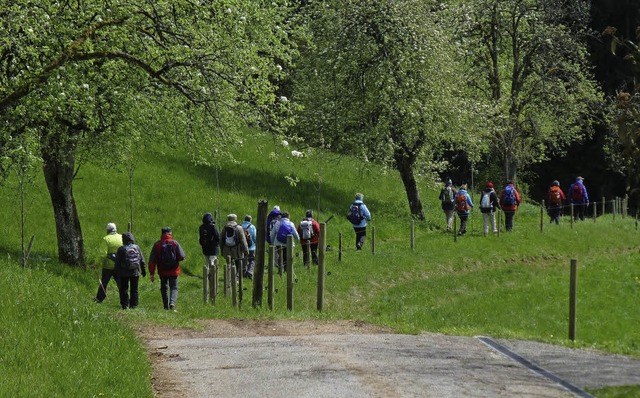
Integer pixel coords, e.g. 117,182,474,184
438,176,589,235
94,197,367,309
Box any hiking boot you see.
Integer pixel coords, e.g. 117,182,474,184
169,304,176,311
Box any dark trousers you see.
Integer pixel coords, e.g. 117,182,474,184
96,268,119,303
160,276,179,309
457,213,468,235
354,227,367,250
548,207,562,224
504,211,515,231
302,241,319,265
118,276,140,309
574,203,586,221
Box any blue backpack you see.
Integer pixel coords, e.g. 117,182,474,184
346,202,363,224
159,241,178,269
503,185,516,206
276,221,294,243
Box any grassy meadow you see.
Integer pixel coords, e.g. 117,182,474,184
1,131,639,396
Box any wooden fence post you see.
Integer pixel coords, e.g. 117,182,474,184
540,200,544,233
497,210,501,238
371,225,376,255
624,194,629,218
203,259,209,304
304,241,311,270
209,257,218,305
613,198,617,222
268,245,275,311
231,261,237,307
338,232,343,262
236,257,243,306
569,259,577,341
317,222,326,312
570,204,574,229
252,199,268,308
224,255,231,297
286,235,294,311
593,201,597,223
454,216,457,242
601,196,605,217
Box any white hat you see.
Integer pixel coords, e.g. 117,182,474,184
106,223,117,233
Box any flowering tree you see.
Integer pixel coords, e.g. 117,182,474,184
0,1,295,266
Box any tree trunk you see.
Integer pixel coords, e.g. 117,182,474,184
42,138,85,267
394,151,424,220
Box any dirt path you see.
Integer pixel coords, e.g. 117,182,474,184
138,320,640,397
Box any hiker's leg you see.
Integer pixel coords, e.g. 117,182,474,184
96,268,111,302
490,212,497,233
505,212,514,231
482,213,489,235
130,277,140,308
311,243,319,264
354,227,366,249
160,276,169,309
446,210,454,230
118,277,130,309
168,276,179,308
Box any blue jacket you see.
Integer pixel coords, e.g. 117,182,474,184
569,181,589,204
456,189,474,215
350,200,372,228
242,221,257,251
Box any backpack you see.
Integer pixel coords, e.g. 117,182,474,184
572,184,584,202
300,219,314,240
243,224,253,247
480,191,492,210
503,185,516,206
276,221,294,243
455,192,469,212
549,186,562,206
346,202,363,224
124,244,142,270
224,226,237,247
159,241,178,269
441,187,454,204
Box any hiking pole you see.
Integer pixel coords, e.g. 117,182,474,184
91,262,107,297
324,215,334,224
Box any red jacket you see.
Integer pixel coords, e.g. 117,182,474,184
148,234,185,277
499,184,522,212
297,218,321,245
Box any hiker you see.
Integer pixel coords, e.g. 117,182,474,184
266,205,282,244
115,232,146,310
546,180,566,224
199,212,220,278
455,184,474,236
241,214,257,279
438,178,457,231
346,193,372,250
569,176,589,221
270,211,299,270
499,181,522,232
148,227,186,311
94,222,123,303
479,182,500,235
297,210,321,265
220,214,249,279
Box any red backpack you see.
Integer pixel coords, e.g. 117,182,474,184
549,186,562,206
572,184,584,202
455,192,469,212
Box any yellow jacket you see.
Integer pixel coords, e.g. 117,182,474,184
101,232,123,270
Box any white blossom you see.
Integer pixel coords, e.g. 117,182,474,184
280,96,288,102
291,150,303,157
281,139,288,147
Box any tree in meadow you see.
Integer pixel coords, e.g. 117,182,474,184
0,1,296,266
292,0,476,219
459,0,602,181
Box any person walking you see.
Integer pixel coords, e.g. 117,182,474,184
241,215,257,279
94,222,123,303
220,214,249,279
347,193,372,250
438,178,457,231
297,210,321,265
270,211,299,271
455,184,474,236
266,205,282,244
569,176,589,221
115,232,146,310
479,182,500,235
199,211,220,274
500,181,522,231
546,180,566,224
148,227,186,311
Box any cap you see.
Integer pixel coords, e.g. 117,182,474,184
446,178,452,185
227,214,237,221
161,226,172,234
273,205,280,211
576,176,583,181
106,223,117,233
486,182,494,189
552,180,560,186
306,210,313,217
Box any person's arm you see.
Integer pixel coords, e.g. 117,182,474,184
148,244,157,282
583,185,589,203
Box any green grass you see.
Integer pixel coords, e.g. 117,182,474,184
1,131,639,396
